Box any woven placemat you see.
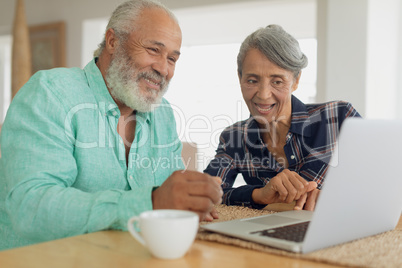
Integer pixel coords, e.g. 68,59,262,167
197,205,402,268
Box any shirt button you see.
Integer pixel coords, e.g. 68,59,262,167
129,176,133,180
119,140,123,144
112,111,118,116
290,155,295,160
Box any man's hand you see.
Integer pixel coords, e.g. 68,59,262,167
152,170,223,221
252,169,317,207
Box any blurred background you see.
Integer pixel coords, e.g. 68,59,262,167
0,0,401,173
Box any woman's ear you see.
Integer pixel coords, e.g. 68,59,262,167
292,72,302,93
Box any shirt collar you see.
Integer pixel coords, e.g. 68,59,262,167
83,58,151,123
244,117,265,148
136,111,151,125
289,95,312,137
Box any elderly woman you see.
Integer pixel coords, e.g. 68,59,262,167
204,25,361,211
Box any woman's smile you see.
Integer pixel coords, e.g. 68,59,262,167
254,103,276,114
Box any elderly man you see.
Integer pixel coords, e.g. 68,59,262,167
0,0,222,251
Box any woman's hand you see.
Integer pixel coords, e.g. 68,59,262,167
201,206,219,222
251,169,317,207
294,188,320,211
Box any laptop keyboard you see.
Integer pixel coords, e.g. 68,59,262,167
250,221,310,243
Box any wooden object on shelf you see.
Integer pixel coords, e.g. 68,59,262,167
11,0,32,99
29,21,66,74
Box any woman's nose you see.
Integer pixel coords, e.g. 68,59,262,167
257,84,272,100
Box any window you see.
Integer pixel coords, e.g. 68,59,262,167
0,35,12,123
81,19,107,68
166,39,317,172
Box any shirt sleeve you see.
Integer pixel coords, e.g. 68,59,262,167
204,129,266,209
1,74,154,243
299,101,362,188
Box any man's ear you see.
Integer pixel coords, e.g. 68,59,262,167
292,72,302,93
105,28,118,55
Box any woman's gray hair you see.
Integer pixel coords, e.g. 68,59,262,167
237,24,308,78
93,0,178,57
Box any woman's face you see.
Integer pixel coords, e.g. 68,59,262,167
239,48,300,127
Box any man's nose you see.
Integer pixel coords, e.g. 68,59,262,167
152,58,169,78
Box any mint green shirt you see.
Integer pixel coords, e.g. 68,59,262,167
0,59,184,250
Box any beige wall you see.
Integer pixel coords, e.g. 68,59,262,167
0,0,273,68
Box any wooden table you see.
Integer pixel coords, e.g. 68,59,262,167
1,215,400,268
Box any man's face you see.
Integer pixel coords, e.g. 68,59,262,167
239,48,300,127
106,8,182,112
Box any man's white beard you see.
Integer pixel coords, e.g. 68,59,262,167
105,49,169,112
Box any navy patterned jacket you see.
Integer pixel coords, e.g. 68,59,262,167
204,95,361,209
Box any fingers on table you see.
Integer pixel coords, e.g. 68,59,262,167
294,193,308,210
272,170,310,203
304,189,320,211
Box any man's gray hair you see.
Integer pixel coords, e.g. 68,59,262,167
93,0,178,57
237,24,308,78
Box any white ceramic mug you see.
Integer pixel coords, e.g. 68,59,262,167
127,209,199,259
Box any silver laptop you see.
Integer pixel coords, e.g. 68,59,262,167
202,118,402,253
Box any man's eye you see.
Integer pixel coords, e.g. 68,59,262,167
273,80,283,85
148,47,158,53
168,57,177,63
247,79,257,84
